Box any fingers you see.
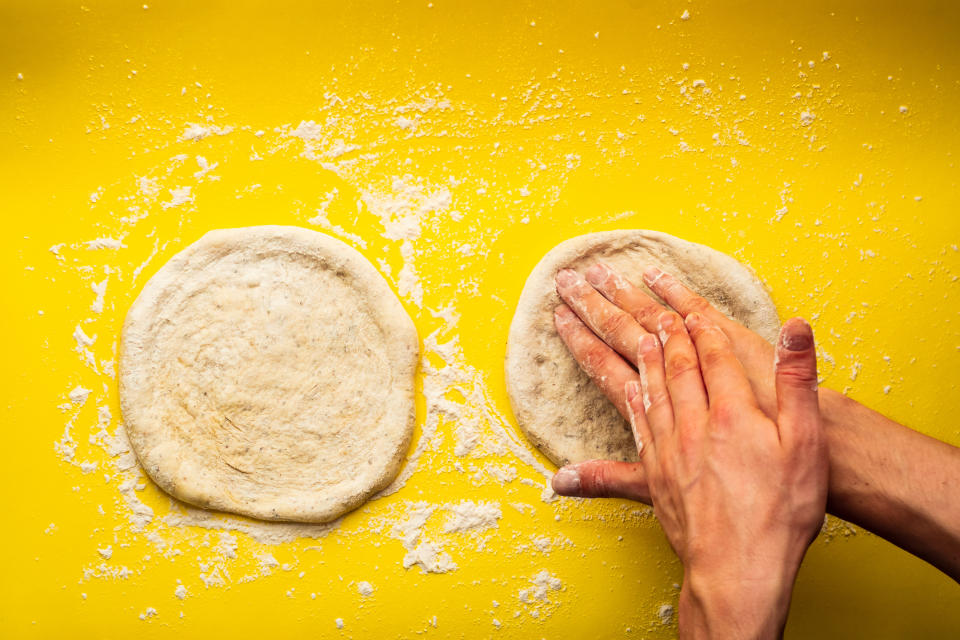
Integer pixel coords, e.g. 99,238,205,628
556,269,649,366
684,312,759,410
554,304,639,422
551,460,651,504
642,265,731,327
625,380,655,456
774,318,821,450
585,263,669,333
657,311,708,423
635,333,674,441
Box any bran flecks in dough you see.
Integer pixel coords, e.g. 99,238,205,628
120,226,419,523
505,230,779,467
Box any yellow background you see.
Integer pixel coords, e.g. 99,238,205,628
2,0,959,637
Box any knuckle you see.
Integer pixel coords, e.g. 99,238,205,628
634,303,665,327
686,295,711,313
777,364,819,389
666,353,700,381
709,400,739,427
646,389,670,412
699,344,731,371
599,311,629,336
589,464,612,497
580,345,610,375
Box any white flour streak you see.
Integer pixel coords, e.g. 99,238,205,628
84,237,127,250
443,501,502,533
162,186,193,209
180,123,234,141
68,385,92,405
90,278,108,314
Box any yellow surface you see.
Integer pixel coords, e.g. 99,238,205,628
2,1,959,637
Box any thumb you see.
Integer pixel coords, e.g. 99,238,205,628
775,317,821,450
551,459,650,504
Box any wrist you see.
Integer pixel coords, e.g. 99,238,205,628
679,563,798,640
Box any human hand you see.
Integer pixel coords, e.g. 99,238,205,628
550,264,828,501
549,264,960,585
627,310,827,637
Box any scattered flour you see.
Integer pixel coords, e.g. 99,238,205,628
180,123,234,141
658,603,675,625
90,278,108,314
84,237,127,250
49,84,619,618
68,385,92,405
518,570,563,605
307,189,368,248
480,463,518,484
403,540,458,574
162,186,194,209
443,501,502,534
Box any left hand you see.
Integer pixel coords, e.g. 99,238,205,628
627,308,827,637
549,266,828,638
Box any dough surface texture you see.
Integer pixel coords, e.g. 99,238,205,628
120,226,418,523
506,230,779,467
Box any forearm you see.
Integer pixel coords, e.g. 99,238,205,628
820,389,960,580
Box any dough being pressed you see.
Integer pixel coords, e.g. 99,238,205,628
119,226,419,523
505,230,779,467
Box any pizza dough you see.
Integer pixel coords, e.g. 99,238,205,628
119,226,419,523
505,230,779,467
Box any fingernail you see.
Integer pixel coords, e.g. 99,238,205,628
555,268,580,288
642,266,664,285
638,333,657,356
552,466,581,494
780,320,813,351
684,312,702,330
554,305,575,325
584,263,608,287
657,312,675,344
625,380,640,403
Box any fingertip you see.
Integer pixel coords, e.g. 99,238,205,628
642,265,665,287
684,311,704,332
657,311,678,344
553,306,575,333
554,304,574,321
775,317,819,393
779,317,814,352
637,332,658,357
555,268,580,290
551,466,581,495
584,263,607,287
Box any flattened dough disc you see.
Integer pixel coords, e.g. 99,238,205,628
120,226,419,523
505,230,779,467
